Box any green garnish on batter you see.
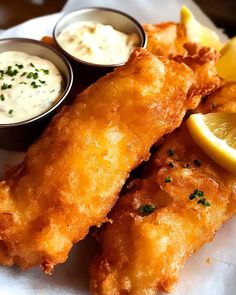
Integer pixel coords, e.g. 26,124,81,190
138,204,156,216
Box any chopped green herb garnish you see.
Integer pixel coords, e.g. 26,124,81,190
194,159,202,167
15,64,23,69
169,162,174,168
0,94,5,101
41,69,49,75
189,193,197,200
20,82,27,85
33,72,38,79
39,80,46,84
27,72,34,79
31,81,41,88
30,62,35,68
165,176,172,183
27,72,38,79
5,66,18,77
189,190,203,200
8,109,13,115
1,83,12,90
197,198,210,207
189,189,210,207
194,189,204,197
138,204,156,216
168,149,175,156
21,72,27,77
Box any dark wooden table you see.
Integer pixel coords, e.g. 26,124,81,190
0,0,66,29
0,0,235,36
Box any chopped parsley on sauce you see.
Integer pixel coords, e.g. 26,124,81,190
15,64,24,69
31,81,41,88
42,69,49,75
1,83,12,90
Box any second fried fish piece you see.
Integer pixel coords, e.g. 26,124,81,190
90,124,236,295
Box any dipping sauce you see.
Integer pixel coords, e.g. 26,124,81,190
0,51,64,124
57,21,139,65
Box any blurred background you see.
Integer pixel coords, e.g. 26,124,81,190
0,0,235,36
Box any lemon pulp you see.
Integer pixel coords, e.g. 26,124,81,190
180,5,223,51
187,113,236,174
216,37,236,82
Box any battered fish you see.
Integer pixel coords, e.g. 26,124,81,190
144,22,187,57
90,125,236,295
0,47,219,272
195,81,236,113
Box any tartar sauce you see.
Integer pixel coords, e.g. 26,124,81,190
57,21,139,65
0,51,64,124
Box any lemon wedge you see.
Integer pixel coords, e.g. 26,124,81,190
216,37,236,82
187,113,236,174
180,5,223,51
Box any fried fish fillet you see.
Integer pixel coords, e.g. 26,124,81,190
90,124,236,295
195,81,236,113
143,22,187,57
0,47,219,272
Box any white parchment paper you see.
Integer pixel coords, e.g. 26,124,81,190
0,1,234,294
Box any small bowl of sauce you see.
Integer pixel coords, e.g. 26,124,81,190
0,38,73,151
53,7,146,67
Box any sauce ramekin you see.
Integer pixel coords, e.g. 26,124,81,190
0,38,73,151
53,7,147,68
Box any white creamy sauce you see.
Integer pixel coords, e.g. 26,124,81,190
0,51,64,124
57,21,139,65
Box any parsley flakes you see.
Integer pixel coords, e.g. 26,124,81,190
165,176,172,183
189,189,210,207
138,204,156,216
1,83,12,90
168,149,175,156
197,198,210,206
169,162,174,168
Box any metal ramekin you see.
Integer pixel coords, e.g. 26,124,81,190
53,7,147,67
0,38,73,151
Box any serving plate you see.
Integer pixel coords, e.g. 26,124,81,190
0,1,235,294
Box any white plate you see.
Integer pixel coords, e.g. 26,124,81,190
0,1,235,294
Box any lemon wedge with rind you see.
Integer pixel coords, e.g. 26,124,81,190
181,5,223,51
187,113,236,174
216,37,236,82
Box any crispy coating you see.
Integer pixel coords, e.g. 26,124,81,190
90,125,236,295
143,22,187,57
195,81,236,113
0,48,219,272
